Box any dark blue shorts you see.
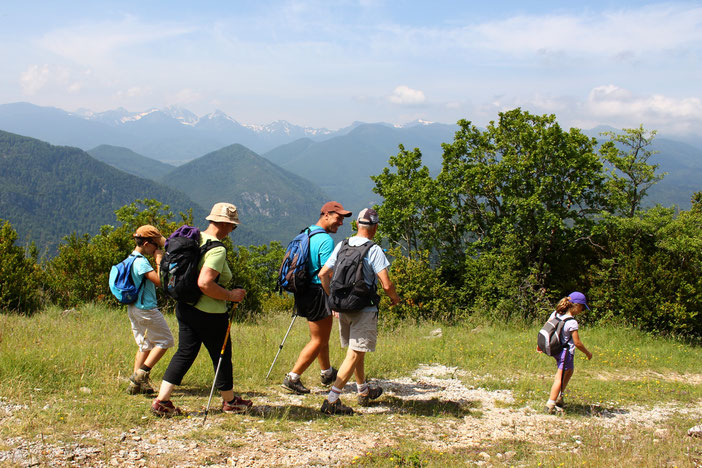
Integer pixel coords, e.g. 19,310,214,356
294,284,331,322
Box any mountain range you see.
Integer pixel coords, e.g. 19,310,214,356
1,102,700,255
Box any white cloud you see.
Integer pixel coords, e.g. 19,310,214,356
20,64,83,96
585,84,702,133
38,15,195,65
19,65,50,95
467,4,702,57
389,85,426,105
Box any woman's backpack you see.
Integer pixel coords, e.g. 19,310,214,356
160,225,224,303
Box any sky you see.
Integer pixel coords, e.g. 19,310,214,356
1,0,700,135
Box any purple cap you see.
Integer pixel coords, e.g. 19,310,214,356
569,291,590,310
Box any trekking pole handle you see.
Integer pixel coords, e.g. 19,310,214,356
219,301,239,356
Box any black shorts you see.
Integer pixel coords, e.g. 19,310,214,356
294,284,331,322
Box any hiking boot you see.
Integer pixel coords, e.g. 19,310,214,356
126,382,144,395
282,375,310,394
321,367,338,386
320,398,354,415
222,396,253,413
358,385,383,406
130,369,156,394
151,399,182,417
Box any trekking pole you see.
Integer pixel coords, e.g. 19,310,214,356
265,311,298,379
203,301,239,425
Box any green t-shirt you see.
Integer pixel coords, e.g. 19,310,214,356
192,232,232,314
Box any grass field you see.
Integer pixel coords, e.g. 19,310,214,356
1,304,700,467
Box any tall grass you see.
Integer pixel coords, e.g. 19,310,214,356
1,304,700,465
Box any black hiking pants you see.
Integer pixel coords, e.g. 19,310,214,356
162,302,233,391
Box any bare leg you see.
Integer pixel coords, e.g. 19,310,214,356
291,315,333,375
143,347,169,369
353,352,366,385
156,381,176,401
134,350,149,373
549,368,564,401
332,347,364,390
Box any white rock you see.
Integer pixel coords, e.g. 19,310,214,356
689,425,702,437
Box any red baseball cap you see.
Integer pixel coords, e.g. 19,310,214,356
320,201,351,217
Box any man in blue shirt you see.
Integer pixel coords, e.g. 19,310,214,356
282,201,351,394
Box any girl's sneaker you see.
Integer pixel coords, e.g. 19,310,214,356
151,399,182,417
555,394,564,408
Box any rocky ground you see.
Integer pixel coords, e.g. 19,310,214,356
2,364,701,467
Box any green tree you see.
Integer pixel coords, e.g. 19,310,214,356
599,125,664,217
45,199,187,307
371,145,438,258
437,108,608,285
586,194,702,337
0,220,43,314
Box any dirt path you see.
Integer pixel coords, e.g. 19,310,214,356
2,364,700,467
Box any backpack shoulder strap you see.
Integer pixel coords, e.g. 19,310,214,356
354,240,375,279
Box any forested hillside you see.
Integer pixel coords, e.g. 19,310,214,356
0,131,204,254
159,144,328,243
87,145,175,180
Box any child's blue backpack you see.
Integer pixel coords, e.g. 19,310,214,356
109,254,143,304
277,227,325,293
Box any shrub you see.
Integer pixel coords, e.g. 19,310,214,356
44,199,186,308
0,220,43,314
380,248,455,324
586,200,702,338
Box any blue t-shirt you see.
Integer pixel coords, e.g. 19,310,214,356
307,224,333,285
129,251,158,310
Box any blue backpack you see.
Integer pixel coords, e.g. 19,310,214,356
277,227,325,293
109,254,143,304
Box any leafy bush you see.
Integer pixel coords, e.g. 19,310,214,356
45,199,187,308
380,248,455,324
226,241,285,319
586,198,702,337
0,220,43,314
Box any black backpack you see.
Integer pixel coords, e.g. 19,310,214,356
537,314,574,356
328,239,380,312
160,225,224,303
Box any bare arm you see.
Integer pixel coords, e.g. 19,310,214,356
318,265,332,295
571,330,592,360
376,268,400,306
144,250,163,287
197,266,246,302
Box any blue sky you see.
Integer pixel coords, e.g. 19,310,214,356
1,1,700,134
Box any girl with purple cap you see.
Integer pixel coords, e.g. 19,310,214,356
545,291,593,414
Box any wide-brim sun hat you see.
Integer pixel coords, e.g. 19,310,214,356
206,202,240,225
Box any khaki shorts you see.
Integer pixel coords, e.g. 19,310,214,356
127,305,175,352
338,309,378,352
